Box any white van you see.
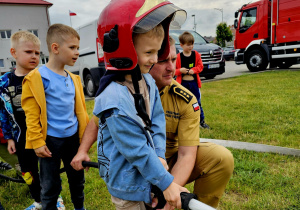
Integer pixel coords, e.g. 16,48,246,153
66,19,106,97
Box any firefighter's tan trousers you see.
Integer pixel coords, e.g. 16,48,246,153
168,142,234,208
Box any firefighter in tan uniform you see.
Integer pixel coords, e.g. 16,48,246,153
150,37,234,208
72,36,234,209
160,80,200,160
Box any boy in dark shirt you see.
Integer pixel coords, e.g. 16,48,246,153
175,31,210,129
0,30,65,210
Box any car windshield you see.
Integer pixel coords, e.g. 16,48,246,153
169,30,207,45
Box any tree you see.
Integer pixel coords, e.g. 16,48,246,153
216,22,233,47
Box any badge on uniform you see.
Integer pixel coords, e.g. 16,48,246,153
192,102,200,112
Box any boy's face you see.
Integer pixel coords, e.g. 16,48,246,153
10,41,40,72
56,36,79,66
134,33,163,74
180,43,194,54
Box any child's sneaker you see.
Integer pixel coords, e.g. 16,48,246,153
200,121,210,129
25,201,42,210
0,161,12,170
57,195,65,210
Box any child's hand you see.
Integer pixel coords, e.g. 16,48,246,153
34,145,52,158
159,202,175,210
7,139,16,154
152,197,175,210
163,182,189,209
180,68,189,74
158,157,169,171
71,152,91,172
189,69,194,75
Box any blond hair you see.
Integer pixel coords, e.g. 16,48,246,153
10,30,41,49
46,24,80,52
132,24,164,44
169,36,175,46
179,31,194,45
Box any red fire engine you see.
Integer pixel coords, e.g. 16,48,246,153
234,0,300,71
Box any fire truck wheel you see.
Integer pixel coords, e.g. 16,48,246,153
246,49,268,72
84,73,96,97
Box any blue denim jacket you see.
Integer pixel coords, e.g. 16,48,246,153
0,72,21,141
93,73,173,203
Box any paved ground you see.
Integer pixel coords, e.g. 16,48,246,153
201,138,300,157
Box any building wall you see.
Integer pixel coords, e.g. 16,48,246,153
0,4,50,74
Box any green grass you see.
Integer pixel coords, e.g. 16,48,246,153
0,70,299,209
200,70,300,149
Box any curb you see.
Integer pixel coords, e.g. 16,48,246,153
200,138,300,157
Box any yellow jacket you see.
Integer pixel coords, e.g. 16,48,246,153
21,68,89,149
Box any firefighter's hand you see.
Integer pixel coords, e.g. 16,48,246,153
163,182,189,209
7,139,16,154
34,145,52,158
158,157,169,171
180,68,189,74
71,152,91,172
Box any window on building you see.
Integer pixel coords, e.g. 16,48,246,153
0,30,11,39
0,59,4,68
28,30,38,37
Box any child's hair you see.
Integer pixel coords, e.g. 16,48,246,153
179,31,194,45
46,23,80,52
169,36,175,46
132,24,164,44
10,31,41,49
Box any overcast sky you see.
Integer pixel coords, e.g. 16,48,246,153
46,0,259,37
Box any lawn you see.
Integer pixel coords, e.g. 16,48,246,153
0,70,299,209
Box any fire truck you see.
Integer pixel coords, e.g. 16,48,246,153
234,0,300,71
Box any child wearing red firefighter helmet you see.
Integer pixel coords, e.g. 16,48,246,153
95,0,188,209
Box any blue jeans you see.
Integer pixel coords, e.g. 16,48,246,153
181,80,205,122
39,132,85,210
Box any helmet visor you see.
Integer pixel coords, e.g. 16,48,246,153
133,4,187,33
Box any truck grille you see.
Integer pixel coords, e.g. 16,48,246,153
200,50,223,63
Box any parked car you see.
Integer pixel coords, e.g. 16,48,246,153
223,46,235,61
169,29,225,79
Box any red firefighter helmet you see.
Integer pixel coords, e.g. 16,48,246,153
97,0,186,71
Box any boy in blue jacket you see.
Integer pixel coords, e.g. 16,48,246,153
0,31,65,210
71,0,189,209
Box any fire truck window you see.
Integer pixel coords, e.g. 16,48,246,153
240,8,257,29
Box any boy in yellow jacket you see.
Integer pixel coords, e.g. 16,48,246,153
22,24,89,210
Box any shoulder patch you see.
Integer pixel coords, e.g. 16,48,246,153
169,84,193,103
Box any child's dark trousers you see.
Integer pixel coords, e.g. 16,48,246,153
39,132,85,210
181,80,205,122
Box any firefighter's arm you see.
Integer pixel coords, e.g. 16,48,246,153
170,93,200,186
170,146,197,186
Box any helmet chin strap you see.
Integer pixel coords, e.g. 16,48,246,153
131,66,154,133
